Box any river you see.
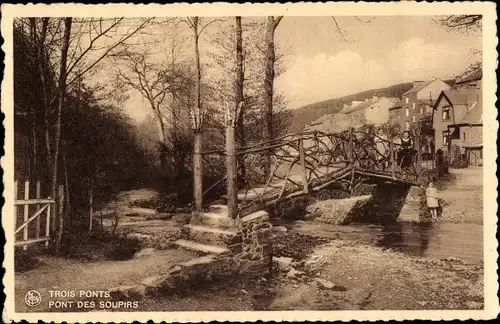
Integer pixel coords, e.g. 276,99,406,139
273,219,483,264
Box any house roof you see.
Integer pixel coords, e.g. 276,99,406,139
456,68,482,84
402,79,440,96
389,101,403,110
417,99,434,106
342,99,375,114
307,111,361,133
435,88,479,109
459,96,482,125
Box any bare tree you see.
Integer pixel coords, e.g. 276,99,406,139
262,16,283,177
182,17,225,212
52,17,72,252
436,15,482,34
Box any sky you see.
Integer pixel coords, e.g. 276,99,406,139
274,16,481,108
96,16,481,122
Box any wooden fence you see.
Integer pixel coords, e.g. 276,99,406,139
14,180,63,250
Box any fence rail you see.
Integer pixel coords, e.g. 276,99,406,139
14,180,59,249
199,126,433,218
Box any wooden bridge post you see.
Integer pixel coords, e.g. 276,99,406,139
299,138,308,194
348,127,354,162
415,134,422,182
226,123,238,219
193,131,203,214
347,128,356,193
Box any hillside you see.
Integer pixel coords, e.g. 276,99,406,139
287,80,455,132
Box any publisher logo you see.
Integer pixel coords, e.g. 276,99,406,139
25,290,42,307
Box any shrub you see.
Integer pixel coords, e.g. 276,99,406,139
103,236,142,261
60,229,142,261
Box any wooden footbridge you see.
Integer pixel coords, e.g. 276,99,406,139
196,124,425,219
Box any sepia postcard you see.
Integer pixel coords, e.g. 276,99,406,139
1,2,499,322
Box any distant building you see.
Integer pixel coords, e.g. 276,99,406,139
341,96,400,126
454,67,482,90
365,97,400,126
399,78,451,131
432,88,482,165
341,99,376,125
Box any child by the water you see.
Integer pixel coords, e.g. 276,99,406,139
426,179,439,221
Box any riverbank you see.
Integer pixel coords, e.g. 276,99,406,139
436,167,483,225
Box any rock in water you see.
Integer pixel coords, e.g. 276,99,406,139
306,195,372,225
273,226,288,232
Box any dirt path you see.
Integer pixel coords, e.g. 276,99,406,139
15,249,196,313
438,167,483,224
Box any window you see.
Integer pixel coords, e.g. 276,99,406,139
412,102,416,110
405,108,410,117
443,130,450,146
419,105,424,114
412,116,416,122
405,121,410,130
405,97,409,104
462,132,466,142
442,106,451,120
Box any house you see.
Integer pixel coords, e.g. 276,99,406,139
399,78,451,130
432,88,481,165
454,67,482,90
341,98,376,125
342,96,400,126
364,97,400,126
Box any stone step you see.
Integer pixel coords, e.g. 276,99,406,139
183,224,240,246
198,212,235,229
175,239,230,255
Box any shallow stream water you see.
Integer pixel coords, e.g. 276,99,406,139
273,219,483,264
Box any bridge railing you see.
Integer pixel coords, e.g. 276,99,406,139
200,127,426,218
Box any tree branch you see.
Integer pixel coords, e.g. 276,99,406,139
331,17,347,41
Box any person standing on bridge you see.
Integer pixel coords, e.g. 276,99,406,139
398,130,414,169
426,179,439,221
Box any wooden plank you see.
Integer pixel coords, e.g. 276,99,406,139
299,139,308,194
15,204,49,235
23,181,29,250
15,236,51,247
14,199,55,205
45,201,51,248
390,141,396,179
35,181,41,238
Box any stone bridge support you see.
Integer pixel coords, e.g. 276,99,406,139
371,183,423,223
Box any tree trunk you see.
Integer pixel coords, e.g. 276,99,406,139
262,16,281,178
51,17,72,251
192,19,203,213
36,18,51,183
234,16,247,185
